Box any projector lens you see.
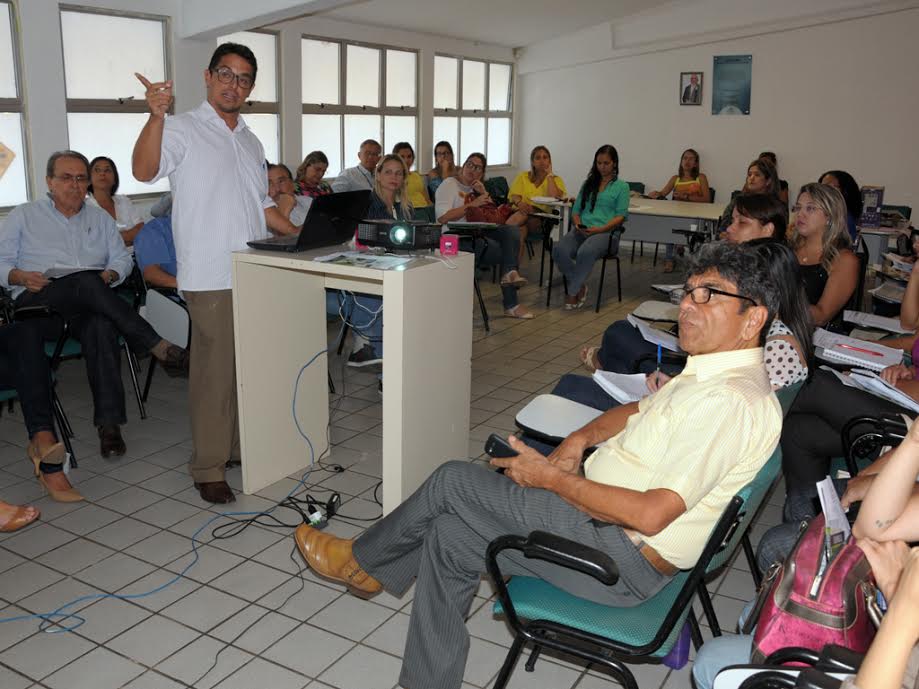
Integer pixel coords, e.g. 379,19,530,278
391,226,408,244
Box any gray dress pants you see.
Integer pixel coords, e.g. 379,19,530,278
352,460,670,689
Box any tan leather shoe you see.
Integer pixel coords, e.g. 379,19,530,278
294,524,382,596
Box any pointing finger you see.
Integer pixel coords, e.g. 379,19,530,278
135,72,152,88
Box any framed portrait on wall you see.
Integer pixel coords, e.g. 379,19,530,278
680,72,703,105
712,55,752,115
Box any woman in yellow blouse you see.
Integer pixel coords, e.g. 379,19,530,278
509,145,567,262
393,142,435,221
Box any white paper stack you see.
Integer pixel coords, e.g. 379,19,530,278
591,371,651,404
626,314,682,352
843,310,914,335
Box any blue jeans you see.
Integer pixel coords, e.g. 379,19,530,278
692,601,756,689
465,225,521,310
551,374,620,412
552,229,619,296
326,290,383,357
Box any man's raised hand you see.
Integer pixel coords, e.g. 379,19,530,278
135,73,173,118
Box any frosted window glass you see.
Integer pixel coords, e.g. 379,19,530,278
462,60,486,111
67,113,168,195
61,11,165,100
302,39,340,105
245,113,279,166
433,56,457,110
218,31,277,103
385,50,415,108
302,114,341,175
0,4,16,99
487,118,510,166
383,116,416,161
346,45,379,107
343,115,381,167
489,64,511,112
432,117,458,167
460,117,486,162
0,113,27,206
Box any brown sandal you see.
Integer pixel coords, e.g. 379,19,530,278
579,345,600,373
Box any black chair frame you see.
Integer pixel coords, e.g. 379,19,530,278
841,413,908,477
486,495,747,689
545,228,622,311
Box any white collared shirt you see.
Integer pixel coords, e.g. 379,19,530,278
149,101,274,291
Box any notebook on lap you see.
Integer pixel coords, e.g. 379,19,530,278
247,190,371,253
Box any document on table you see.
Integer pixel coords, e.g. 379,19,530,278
843,310,914,334
813,328,903,371
313,252,412,270
626,314,682,352
43,266,104,279
591,371,651,404
821,366,919,413
869,282,906,304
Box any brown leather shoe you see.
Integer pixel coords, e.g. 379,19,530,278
98,425,126,458
294,524,382,596
194,480,236,504
160,345,190,378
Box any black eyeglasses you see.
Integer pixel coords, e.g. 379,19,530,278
53,174,89,185
211,66,254,90
677,285,758,307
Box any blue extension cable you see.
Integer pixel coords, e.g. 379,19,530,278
0,347,329,634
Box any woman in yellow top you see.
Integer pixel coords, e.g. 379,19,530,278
509,145,567,263
648,148,711,271
393,142,435,222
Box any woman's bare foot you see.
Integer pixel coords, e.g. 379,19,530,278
0,500,39,532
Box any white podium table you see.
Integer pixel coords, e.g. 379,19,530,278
627,199,726,245
232,248,474,514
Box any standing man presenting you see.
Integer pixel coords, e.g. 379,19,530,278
132,43,298,504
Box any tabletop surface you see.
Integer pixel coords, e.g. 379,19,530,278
628,198,725,221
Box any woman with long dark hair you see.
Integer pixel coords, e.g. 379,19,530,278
717,158,784,232
819,169,862,241
86,156,146,246
427,140,458,198
551,145,629,309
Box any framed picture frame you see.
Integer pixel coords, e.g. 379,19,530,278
680,72,703,106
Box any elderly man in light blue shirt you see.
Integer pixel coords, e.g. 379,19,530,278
0,150,188,459
331,139,381,192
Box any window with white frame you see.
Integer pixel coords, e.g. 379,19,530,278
433,56,512,167
0,1,29,207
301,37,418,176
61,8,169,195
217,30,280,165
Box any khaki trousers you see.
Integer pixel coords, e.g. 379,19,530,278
184,290,239,483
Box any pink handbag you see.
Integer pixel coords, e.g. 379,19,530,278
750,515,878,662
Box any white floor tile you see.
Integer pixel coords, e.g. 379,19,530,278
43,646,145,689
108,614,200,666
307,595,395,642
160,585,248,633
0,626,95,682
209,605,299,655
263,624,355,677
317,644,403,689
154,634,253,689
213,657,310,689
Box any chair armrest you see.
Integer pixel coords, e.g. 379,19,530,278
13,304,55,321
816,645,863,674
794,669,844,689
487,531,619,586
765,647,822,667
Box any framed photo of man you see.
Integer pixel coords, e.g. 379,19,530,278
680,72,703,105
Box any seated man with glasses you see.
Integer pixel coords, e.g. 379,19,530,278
332,139,382,193
0,150,189,457
293,240,783,689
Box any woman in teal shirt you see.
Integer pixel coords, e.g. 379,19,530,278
552,145,629,309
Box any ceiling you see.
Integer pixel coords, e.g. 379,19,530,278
316,0,678,48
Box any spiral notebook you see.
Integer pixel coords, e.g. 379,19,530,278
814,328,903,372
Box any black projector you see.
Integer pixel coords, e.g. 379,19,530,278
356,219,441,250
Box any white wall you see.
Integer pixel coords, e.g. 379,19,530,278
516,6,919,213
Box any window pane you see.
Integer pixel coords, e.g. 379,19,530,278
433,56,457,110
487,118,510,166
385,50,416,108
432,116,458,167
383,116,416,164
61,11,165,100
459,117,485,162
245,113,279,166
302,39,340,105
0,113,27,206
343,115,381,169
346,45,379,107
0,3,16,98
67,113,168,195
302,114,341,175
462,60,486,111
489,63,511,112
218,31,277,103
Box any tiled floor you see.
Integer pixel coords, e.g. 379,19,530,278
0,244,784,689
